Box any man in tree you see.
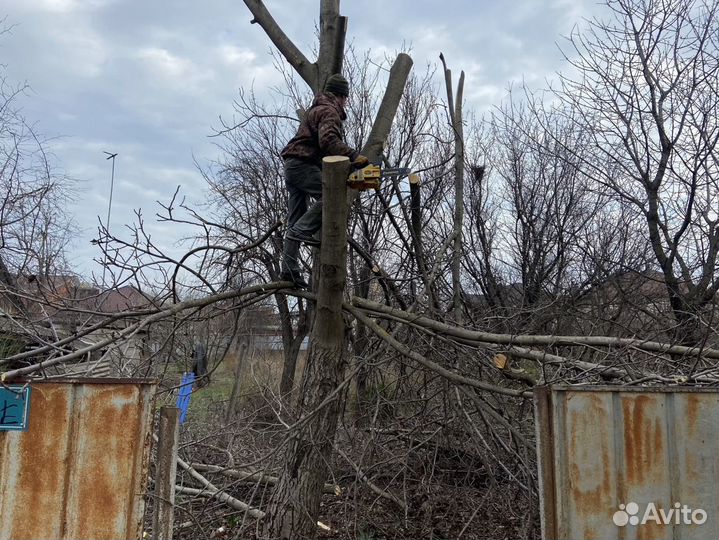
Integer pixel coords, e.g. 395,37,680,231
279,73,369,288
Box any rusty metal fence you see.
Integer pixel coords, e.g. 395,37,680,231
0,378,157,540
535,385,719,540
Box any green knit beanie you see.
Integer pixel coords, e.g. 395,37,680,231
324,74,350,97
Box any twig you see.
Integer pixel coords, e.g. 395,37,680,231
336,448,406,510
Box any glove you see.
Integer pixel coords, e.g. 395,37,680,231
352,154,370,169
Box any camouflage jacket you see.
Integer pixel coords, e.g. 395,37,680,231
280,93,359,165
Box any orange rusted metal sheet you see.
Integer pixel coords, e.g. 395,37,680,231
0,378,157,540
535,386,719,540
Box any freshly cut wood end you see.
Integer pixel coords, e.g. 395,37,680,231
409,173,420,184
323,155,350,163
494,353,508,370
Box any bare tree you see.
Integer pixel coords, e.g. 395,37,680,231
557,0,719,345
1,42,76,318
240,1,412,536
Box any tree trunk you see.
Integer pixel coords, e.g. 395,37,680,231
317,0,346,90
241,3,411,534
262,156,350,539
276,292,308,396
352,260,372,417
225,339,249,423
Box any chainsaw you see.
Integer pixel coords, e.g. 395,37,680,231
348,163,417,191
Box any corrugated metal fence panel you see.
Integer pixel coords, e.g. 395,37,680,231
535,386,719,540
0,379,157,540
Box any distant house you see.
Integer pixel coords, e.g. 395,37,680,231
569,269,677,337
1,274,156,377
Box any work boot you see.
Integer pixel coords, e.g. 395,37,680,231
285,230,321,247
279,269,309,288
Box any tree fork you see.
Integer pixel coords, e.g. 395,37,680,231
263,156,351,539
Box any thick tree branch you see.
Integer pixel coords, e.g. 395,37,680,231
242,0,318,91
350,295,719,362
360,53,414,161
345,303,528,398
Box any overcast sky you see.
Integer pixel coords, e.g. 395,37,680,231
1,0,599,282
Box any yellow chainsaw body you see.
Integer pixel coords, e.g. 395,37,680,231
348,164,381,191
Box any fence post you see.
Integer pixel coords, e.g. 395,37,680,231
153,406,180,540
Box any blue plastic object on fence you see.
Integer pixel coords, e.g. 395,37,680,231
176,373,195,424
0,385,32,431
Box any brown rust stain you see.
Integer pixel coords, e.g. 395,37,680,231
685,393,701,435
622,395,664,484
1,381,154,540
682,394,709,486
126,389,155,539
568,394,613,522
9,384,71,540
68,384,139,539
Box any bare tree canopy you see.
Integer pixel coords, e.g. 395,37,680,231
3,2,719,539
555,0,719,345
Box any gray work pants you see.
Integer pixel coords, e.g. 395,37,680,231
281,158,323,275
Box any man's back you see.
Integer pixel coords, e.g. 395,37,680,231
281,92,357,165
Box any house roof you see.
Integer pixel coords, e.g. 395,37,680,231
86,285,153,313
2,274,155,327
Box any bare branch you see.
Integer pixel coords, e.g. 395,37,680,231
242,0,319,91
